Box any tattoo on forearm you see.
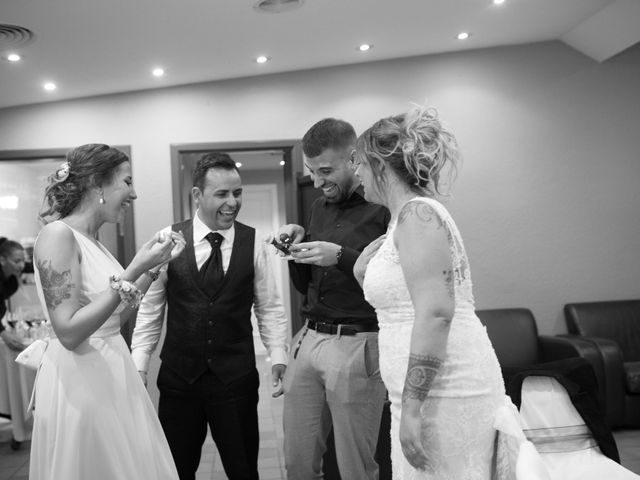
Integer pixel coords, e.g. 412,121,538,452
36,260,74,310
398,202,443,228
402,354,443,403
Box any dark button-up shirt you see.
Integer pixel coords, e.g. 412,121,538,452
289,186,390,326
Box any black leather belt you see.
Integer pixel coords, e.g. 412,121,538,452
306,318,378,336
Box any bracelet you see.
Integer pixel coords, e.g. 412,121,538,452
336,246,344,264
144,269,161,282
109,275,144,309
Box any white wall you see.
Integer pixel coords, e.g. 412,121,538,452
1,40,639,334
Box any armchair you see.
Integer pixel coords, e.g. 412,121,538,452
564,300,640,427
476,308,601,367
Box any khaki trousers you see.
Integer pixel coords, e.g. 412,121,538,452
283,327,387,480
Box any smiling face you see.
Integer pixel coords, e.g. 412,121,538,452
192,167,242,231
0,247,25,278
101,161,137,222
353,152,384,205
305,147,359,204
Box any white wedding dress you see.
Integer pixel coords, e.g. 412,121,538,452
364,197,507,479
29,222,178,480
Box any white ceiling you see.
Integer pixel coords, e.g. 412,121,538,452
1,0,639,110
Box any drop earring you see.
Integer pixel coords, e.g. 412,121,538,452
99,191,105,204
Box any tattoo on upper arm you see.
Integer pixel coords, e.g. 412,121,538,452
402,354,444,403
443,269,455,299
398,202,443,228
36,260,74,310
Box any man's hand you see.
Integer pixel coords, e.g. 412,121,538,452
271,363,286,398
138,370,148,387
290,241,341,267
276,224,305,245
0,330,26,352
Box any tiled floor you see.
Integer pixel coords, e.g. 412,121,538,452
1,355,639,479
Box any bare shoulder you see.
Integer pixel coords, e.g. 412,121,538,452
397,199,444,230
395,199,449,260
34,222,78,263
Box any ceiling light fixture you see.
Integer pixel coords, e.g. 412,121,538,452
254,0,304,14
152,67,165,77
457,32,470,40
492,0,505,4
43,82,56,91
358,44,372,52
7,53,21,62
256,55,269,64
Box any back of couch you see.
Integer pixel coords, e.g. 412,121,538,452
565,300,640,362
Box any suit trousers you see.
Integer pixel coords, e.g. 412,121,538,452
283,327,387,480
157,365,259,480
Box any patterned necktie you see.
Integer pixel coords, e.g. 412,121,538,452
200,232,224,292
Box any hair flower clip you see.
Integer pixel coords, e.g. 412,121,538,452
53,162,71,183
402,140,416,155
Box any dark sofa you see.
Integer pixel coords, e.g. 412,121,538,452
564,300,640,427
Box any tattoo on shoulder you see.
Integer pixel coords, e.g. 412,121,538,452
402,354,444,404
398,202,443,229
36,260,74,310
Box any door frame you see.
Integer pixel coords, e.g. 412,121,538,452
170,140,303,225
170,140,304,334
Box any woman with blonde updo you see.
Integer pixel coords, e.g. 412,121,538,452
30,144,185,480
353,106,506,478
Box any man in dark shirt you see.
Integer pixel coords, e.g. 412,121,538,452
0,238,26,351
278,118,390,480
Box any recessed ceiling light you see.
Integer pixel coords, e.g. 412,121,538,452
358,44,372,52
235,162,243,168
493,0,505,4
457,32,470,40
279,160,285,166
7,53,21,62
43,82,57,91
152,67,165,77
256,56,269,64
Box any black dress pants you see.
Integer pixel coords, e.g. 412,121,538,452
158,365,260,480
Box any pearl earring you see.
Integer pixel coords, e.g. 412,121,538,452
99,192,105,204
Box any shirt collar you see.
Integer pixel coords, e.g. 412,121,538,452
193,209,234,245
336,185,366,208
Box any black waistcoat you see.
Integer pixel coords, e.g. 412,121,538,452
160,219,256,384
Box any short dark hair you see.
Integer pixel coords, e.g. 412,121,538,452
0,238,23,258
302,118,356,158
193,152,238,191
40,144,129,220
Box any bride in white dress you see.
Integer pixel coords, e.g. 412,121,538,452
352,107,506,479
30,144,185,480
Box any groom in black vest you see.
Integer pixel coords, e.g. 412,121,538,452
132,153,289,480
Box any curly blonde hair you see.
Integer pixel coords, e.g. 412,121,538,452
357,105,459,196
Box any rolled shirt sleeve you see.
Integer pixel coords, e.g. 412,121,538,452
130,227,171,373
253,237,289,366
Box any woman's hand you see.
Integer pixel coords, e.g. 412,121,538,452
133,231,186,273
399,407,429,471
353,234,386,287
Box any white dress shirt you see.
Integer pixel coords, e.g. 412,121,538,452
131,211,289,373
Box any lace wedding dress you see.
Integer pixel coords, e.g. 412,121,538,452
30,222,178,480
363,197,506,480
